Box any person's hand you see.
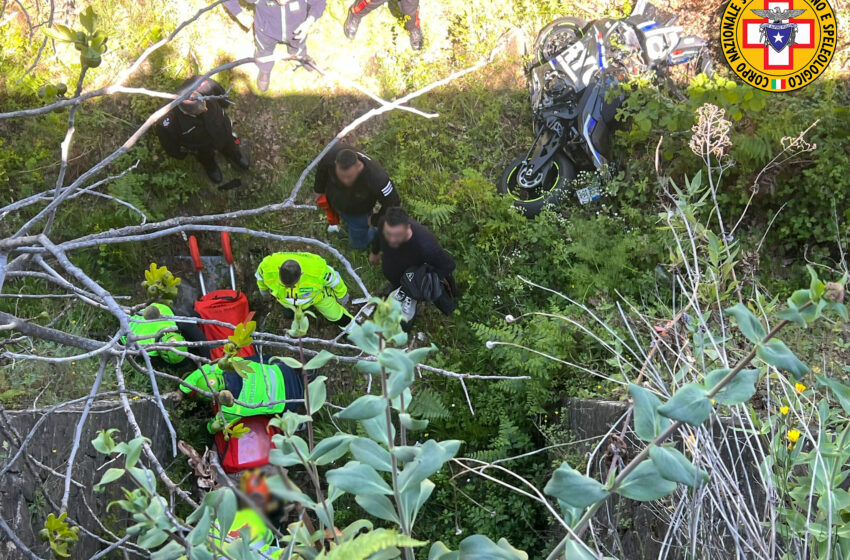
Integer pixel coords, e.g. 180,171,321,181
313,192,322,203
292,16,316,42
369,252,381,265
235,11,253,30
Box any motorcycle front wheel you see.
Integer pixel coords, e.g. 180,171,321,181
498,152,576,218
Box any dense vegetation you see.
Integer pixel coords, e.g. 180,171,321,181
1,0,849,557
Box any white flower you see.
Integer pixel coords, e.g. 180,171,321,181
485,341,496,349
505,314,515,323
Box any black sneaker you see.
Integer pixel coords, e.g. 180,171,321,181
202,161,223,183
344,11,361,39
408,26,424,51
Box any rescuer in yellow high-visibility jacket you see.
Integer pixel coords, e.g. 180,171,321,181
255,252,352,328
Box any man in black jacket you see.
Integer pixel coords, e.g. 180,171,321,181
155,77,249,183
313,144,401,249
343,0,423,50
369,207,456,328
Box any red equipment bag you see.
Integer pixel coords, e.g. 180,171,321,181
215,415,280,473
193,289,257,360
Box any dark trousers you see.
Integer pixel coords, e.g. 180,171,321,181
254,28,305,74
350,0,420,30
188,135,242,171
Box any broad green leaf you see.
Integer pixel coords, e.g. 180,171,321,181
563,539,597,560
138,527,169,549
400,479,435,528
308,433,355,466
91,429,118,455
725,303,766,343
187,506,211,546
326,462,393,495
649,445,708,488
399,413,428,432
273,356,304,369
80,6,98,33
190,548,214,560
94,468,124,490
347,322,380,355
43,25,76,42
307,375,327,415
808,265,825,301
150,541,184,560
349,437,392,472
335,394,386,421
817,376,850,416
125,438,143,469
398,440,459,492
269,435,309,467
704,368,760,405
428,542,457,560
362,415,393,446
354,494,400,524
616,460,677,501
756,340,809,379
543,463,609,509
304,350,337,371
216,489,237,548
629,384,670,441
455,535,528,559
657,384,712,426
265,476,316,508
380,348,415,398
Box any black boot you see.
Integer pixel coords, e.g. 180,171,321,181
230,138,250,169
197,153,223,183
344,10,361,39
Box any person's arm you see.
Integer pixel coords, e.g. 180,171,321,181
323,265,348,299
255,266,270,295
223,0,254,29
179,369,208,396
422,234,456,279
156,118,186,159
371,166,401,220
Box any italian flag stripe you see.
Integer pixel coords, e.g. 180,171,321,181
771,78,786,90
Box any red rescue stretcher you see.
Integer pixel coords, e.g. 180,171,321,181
188,233,278,473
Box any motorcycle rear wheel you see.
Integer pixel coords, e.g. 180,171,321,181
499,152,576,218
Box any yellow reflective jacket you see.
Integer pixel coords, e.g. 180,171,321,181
255,252,347,310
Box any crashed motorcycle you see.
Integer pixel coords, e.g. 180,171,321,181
499,0,713,216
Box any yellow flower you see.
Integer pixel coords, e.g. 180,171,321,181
779,406,790,415
812,366,821,374
795,383,806,393
787,429,801,443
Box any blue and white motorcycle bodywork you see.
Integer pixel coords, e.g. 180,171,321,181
499,1,712,216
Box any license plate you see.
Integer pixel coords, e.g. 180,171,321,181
576,185,601,205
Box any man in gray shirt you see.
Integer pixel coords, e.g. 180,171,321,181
224,0,326,91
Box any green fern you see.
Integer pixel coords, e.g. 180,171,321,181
409,387,450,420
469,417,531,463
318,529,425,560
406,198,457,227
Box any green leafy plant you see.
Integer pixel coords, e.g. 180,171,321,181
140,263,181,304
38,512,79,559
43,7,109,69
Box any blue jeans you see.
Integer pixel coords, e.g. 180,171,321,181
337,211,376,249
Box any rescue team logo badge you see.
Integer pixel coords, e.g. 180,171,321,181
720,0,837,92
